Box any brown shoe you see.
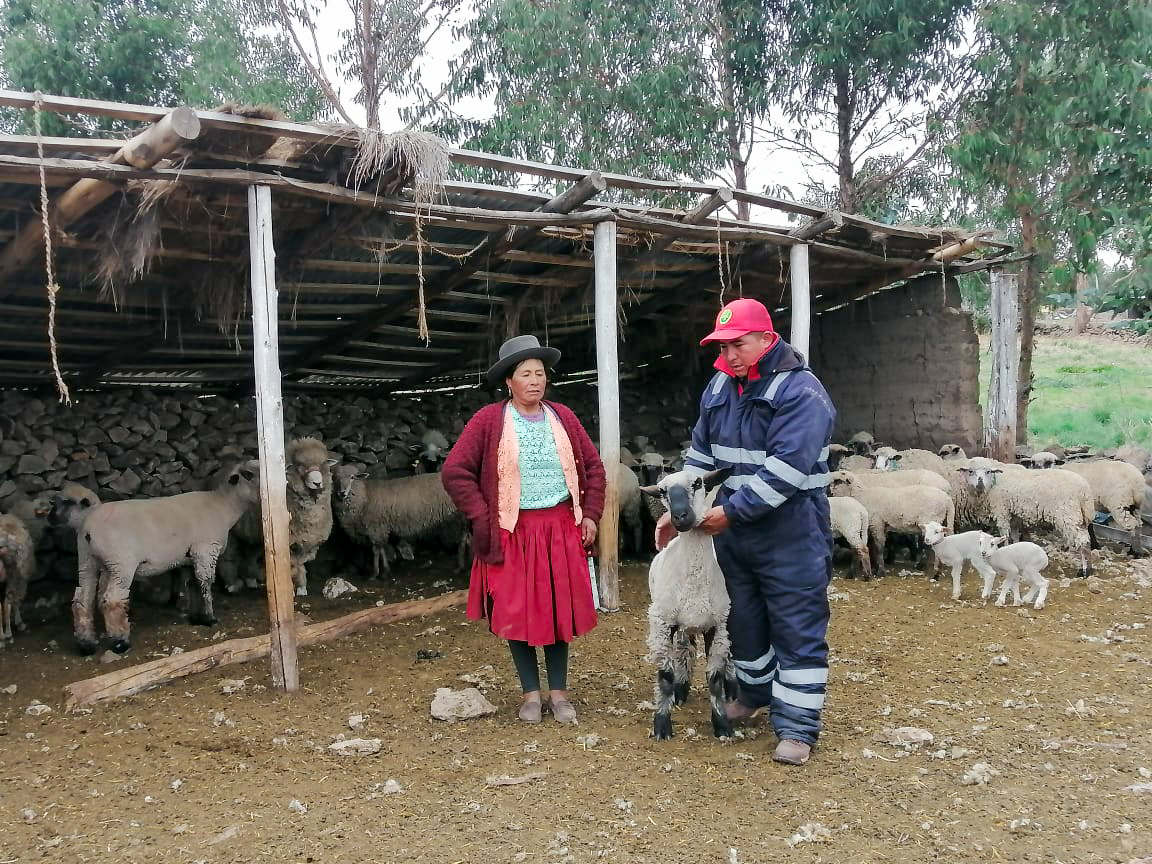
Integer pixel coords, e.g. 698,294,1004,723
772,739,812,765
725,700,758,723
518,699,542,723
549,698,577,725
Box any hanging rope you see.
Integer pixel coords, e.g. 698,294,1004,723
413,208,430,344
34,97,72,405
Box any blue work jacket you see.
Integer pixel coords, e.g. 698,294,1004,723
684,339,836,525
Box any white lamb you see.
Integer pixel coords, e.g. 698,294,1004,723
921,521,998,601
640,470,736,741
979,535,1050,610
71,460,261,655
826,471,954,577
872,446,950,477
829,496,871,580
615,462,644,556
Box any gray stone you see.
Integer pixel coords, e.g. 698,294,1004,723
1,440,25,457
185,410,207,428
37,440,60,465
0,455,16,474
156,412,181,430
16,475,47,494
80,427,109,446
66,461,92,481
107,426,131,444
109,469,142,497
16,454,49,475
88,454,111,474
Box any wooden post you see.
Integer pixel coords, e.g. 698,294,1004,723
985,270,1020,461
0,105,200,279
789,243,812,357
594,218,621,613
247,184,299,691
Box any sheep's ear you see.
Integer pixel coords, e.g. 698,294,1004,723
639,484,663,498
239,468,256,482
355,471,371,480
990,468,1003,474
991,535,1006,546
228,472,241,485
326,457,340,467
79,498,92,509
957,466,973,474
702,468,731,491
1055,458,1066,465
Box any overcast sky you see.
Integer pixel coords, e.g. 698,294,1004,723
309,4,836,223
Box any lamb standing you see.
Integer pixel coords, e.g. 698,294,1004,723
332,465,466,579
72,460,261,655
980,535,1050,610
615,462,644,555
921,521,999,601
641,470,736,740
0,514,35,647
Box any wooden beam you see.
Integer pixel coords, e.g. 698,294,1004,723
594,219,621,614
789,211,844,241
61,589,468,709
985,270,1019,462
280,172,607,376
248,184,299,692
0,107,200,283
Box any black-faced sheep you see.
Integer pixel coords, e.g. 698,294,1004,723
0,514,36,647
640,470,736,741
71,460,261,655
332,465,466,579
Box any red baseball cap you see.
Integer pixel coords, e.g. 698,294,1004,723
699,298,776,346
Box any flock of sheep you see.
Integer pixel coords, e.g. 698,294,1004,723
0,422,1148,661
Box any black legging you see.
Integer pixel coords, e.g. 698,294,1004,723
507,640,569,693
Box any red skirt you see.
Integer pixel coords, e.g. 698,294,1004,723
467,502,598,645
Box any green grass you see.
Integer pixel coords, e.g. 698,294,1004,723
979,335,1152,450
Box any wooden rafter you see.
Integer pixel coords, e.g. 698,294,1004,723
278,172,608,378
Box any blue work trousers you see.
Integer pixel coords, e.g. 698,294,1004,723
714,491,833,745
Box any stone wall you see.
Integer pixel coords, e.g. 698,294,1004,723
810,273,983,452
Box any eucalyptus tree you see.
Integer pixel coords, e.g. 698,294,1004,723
0,0,321,135
950,0,1152,438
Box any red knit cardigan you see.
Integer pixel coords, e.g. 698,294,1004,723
441,400,607,565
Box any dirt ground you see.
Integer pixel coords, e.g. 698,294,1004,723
2,549,1151,864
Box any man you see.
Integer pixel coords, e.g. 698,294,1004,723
655,297,836,766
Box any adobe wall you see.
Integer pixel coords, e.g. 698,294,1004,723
810,273,983,452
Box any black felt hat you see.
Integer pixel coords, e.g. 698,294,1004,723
486,334,561,384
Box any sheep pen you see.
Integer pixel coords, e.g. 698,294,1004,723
1,547,1150,863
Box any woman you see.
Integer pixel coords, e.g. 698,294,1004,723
442,335,606,724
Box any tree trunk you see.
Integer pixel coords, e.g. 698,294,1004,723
1016,206,1038,443
834,69,856,213
1071,271,1094,335
362,0,379,129
716,13,750,221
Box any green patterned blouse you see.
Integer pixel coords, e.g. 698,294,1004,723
513,409,571,509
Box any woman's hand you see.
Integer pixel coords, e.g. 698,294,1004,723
654,512,677,551
580,517,598,549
